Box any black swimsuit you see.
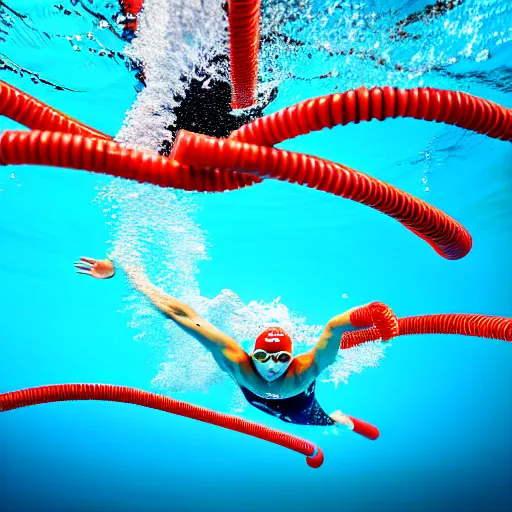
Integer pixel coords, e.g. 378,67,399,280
158,54,278,156
240,381,335,426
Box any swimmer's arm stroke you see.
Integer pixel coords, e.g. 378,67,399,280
292,306,364,384
124,266,246,367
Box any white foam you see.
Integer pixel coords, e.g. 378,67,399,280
115,0,229,151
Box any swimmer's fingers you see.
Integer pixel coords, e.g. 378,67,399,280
75,268,92,276
79,256,98,265
74,262,92,273
74,261,93,269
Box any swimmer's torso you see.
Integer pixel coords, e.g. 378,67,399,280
238,381,334,426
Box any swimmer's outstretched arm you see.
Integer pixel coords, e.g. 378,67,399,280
74,256,246,366
292,305,366,382
124,266,246,365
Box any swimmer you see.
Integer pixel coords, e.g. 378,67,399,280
75,256,378,437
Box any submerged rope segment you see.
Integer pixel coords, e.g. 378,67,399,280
0,130,255,192
0,384,325,468
342,307,512,349
0,81,109,139
171,130,472,260
228,0,262,109
229,87,512,146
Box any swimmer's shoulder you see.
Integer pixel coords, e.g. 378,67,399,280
287,353,316,380
282,354,317,391
221,349,253,381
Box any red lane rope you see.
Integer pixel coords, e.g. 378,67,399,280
0,130,256,192
0,81,109,139
119,1,144,32
346,302,399,346
229,86,512,146
0,384,324,468
397,314,512,340
0,82,257,191
171,130,472,260
228,0,262,109
347,416,380,440
342,306,512,348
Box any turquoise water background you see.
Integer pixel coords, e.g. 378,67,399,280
1,1,511,510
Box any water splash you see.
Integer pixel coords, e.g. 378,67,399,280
91,176,389,395
150,287,388,393
115,0,230,151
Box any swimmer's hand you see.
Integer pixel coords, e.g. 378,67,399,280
74,256,115,279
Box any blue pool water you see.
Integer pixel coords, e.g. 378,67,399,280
1,0,511,510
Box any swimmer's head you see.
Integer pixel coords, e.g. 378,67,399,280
251,327,293,382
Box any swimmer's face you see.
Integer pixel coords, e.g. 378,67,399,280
251,349,292,382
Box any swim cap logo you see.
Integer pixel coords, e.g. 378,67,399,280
255,328,292,354
265,332,284,343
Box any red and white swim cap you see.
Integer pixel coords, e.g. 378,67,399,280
254,327,292,353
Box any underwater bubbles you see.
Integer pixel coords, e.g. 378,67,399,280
116,0,229,151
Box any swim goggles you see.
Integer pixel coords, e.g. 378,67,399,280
252,349,292,364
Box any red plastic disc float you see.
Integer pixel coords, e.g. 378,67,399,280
0,383,324,468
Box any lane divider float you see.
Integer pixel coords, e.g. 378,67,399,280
229,86,512,146
342,303,512,348
0,383,325,468
170,129,472,259
228,0,262,109
0,80,109,138
0,130,255,192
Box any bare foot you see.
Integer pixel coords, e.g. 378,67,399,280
329,410,354,430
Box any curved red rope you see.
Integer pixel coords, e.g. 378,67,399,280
0,130,256,192
229,86,512,146
397,314,512,340
342,309,512,348
0,384,324,468
228,0,262,109
0,81,109,139
171,130,472,260
343,302,399,349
